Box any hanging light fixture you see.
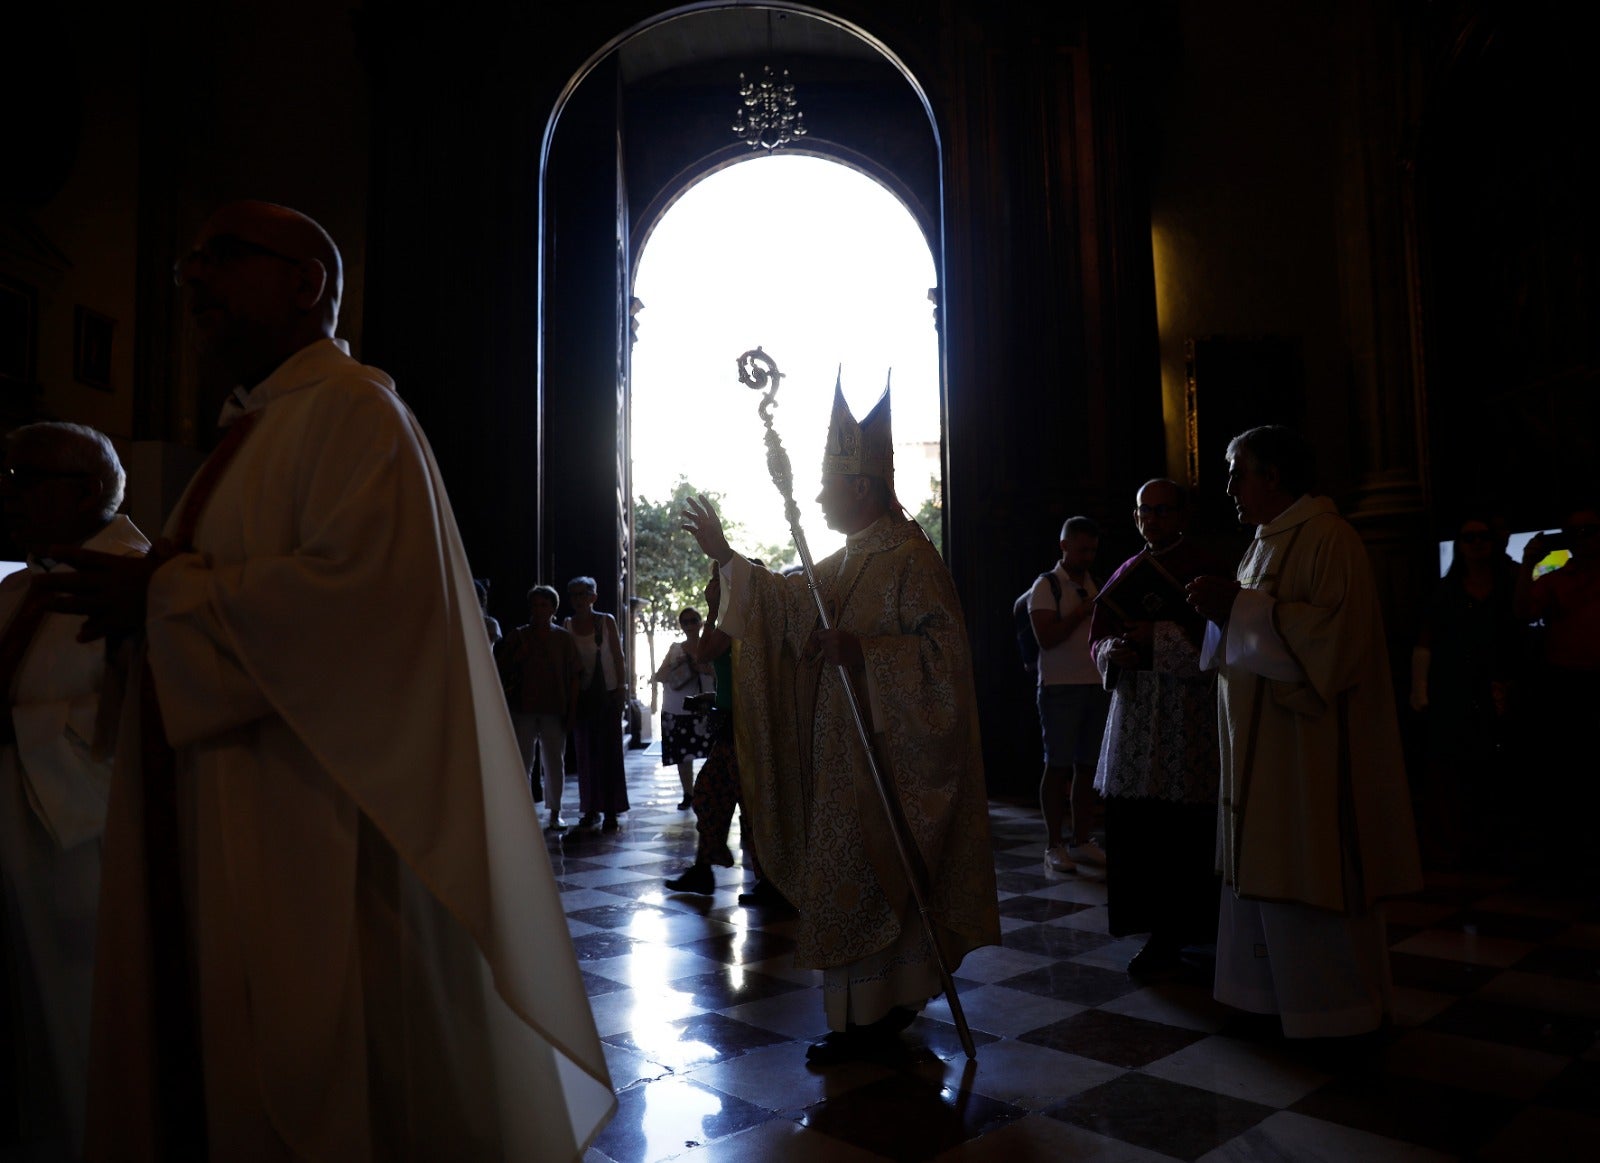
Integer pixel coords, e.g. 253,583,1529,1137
732,11,807,152
732,65,807,152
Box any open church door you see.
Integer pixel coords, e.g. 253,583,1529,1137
541,57,633,625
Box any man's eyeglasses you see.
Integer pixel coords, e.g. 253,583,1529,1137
173,234,301,287
1136,504,1178,517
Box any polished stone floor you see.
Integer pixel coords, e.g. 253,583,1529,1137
549,745,1600,1162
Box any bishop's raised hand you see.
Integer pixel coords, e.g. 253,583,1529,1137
680,495,733,565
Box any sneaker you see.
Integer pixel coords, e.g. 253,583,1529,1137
1045,846,1076,873
546,816,567,832
1066,839,1107,867
664,863,714,895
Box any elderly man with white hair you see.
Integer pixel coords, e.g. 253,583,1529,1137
0,421,148,1156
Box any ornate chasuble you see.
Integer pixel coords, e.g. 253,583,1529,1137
727,514,999,971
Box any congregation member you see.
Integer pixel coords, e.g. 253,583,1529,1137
662,561,789,908
475,577,502,647
652,604,712,810
501,583,581,829
565,575,630,831
1088,479,1225,979
44,200,612,1158
1410,515,1522,869
1512,505,1600,881
680,383,999,1065
1187,425,1422,1038
1028,515,1108,873
663,566,741,894
0,423,148,1156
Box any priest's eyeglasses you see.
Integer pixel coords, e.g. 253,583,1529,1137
174,235,301,287
1136,503,1178,517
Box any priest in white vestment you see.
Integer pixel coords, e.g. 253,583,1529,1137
0,423,148,1157
680,382,1000,1066
1188,425,1422,1038
43,202,613,1160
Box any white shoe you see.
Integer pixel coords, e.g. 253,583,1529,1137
1066,839,1107,867
1045,845,1076,873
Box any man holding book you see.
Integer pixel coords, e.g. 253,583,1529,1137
1088,479,1227,979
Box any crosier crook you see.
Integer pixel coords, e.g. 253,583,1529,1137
734,346,977,1061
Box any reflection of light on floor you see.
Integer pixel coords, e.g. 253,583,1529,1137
638,1077,725,1157
623,909,671,941
614,942,701,995
623,981,698,1026
625,1012,719,1073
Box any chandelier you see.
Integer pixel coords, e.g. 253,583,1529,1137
732,65,807,152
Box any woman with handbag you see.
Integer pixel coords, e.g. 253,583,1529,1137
653,607,714,809
564,576,631,831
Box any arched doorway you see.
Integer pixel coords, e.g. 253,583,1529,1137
536,4,948,670
627,151,943,705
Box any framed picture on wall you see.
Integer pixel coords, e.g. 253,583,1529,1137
73,305,115,390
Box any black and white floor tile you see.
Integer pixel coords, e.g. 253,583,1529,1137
547,746,1600,1162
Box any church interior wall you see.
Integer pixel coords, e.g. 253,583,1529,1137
1148,0,1350,507
8,1,1590,801
4,0,371,554
5,8,142,442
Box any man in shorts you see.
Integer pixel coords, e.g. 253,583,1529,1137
1029,516,1110,873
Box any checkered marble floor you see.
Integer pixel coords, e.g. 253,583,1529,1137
549,745,1600,1162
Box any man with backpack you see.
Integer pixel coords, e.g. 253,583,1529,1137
1020,516,1109,873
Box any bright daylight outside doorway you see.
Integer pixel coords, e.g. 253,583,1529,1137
628,153,942,719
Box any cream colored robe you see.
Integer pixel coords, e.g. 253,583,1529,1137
721,514,999,1018
86,340,613,1161
0,515,148,1153
1209,495,1422,911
